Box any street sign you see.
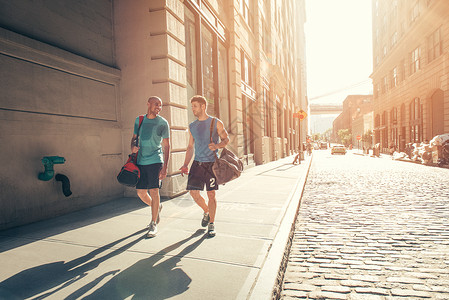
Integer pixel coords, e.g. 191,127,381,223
356,135,362,141
298,110,307,121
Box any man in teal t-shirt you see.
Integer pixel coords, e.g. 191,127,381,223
131,96,170,238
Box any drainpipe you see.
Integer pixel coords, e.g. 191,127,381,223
55,174,72,197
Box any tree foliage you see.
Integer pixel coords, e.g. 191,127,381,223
337,129,352,146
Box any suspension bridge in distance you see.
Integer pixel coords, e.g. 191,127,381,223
309,103,343,115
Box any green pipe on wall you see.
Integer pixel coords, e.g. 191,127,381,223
38,156,66,181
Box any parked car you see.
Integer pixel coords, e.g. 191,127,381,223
320,142,328,150
331,145,347,155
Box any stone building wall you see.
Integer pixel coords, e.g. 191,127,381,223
0,0,308,230
0,0,121,229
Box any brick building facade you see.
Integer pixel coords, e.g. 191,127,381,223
332,95,373,145
371,0,449,153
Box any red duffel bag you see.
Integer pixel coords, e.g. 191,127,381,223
117,153,140,187
117,115,144,187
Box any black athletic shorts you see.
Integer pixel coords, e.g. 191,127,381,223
187,161,218,191
136,163,163,189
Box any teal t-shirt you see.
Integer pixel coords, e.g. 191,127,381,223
134,115,170,165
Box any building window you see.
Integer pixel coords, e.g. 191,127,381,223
262,18,270,56
263,87,271,137
400,103,406,125
400,21,405,37
428,27,442,62
241,52,249,84
242,95,255,155
218,43,229,129
391,32,398,48
240,0,254,30
202,25,215,116
185,8,198,123
391,107,398,125
381,76,387,94
410,47,420,74
375,83,381,98
409,97,422,142
391,67,398,88
375,114,381,128
276,100,282,138
241,51,255,88
399,59,405,82
184,2,230,125
410,2,419,24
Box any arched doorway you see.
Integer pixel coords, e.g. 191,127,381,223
431,89,444,136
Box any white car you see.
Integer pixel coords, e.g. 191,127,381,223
331,145,347,155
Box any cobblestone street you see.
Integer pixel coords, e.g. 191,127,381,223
281,150,449,300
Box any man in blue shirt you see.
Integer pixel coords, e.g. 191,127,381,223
131,96,170,238
180,95,229,237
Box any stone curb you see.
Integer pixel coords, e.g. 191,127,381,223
248,154,314,300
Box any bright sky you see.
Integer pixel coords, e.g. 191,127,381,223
305,0,373,104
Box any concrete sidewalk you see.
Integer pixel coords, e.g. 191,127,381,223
0,155,312,300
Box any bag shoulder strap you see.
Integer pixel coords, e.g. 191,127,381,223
136,115,145,145
138,115,145,130
131,115,145,163
209,117,216,143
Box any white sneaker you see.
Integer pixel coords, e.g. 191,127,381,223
201,212,210,227
207,223,216,237
147,221,157,238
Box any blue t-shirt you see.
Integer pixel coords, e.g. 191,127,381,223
134,115,170,165
190,117,219,162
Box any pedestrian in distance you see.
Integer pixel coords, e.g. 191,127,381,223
306,142,312,156
292,147,301,165
179,95,230,237
131,96,170,238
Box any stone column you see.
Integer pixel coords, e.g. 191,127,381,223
115,0,189,198
149,0,189,198
227,0,244,158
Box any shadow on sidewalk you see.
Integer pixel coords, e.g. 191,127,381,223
0,229,207,299
0,228,146,299
0,197,148,252
80,229,207,300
